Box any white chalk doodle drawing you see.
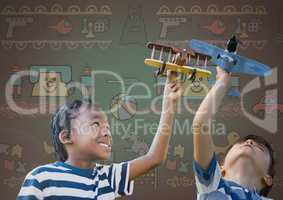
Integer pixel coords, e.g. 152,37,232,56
182,77,211,99
236,18,248,38
0,100,66,119
178,161,189,173
3,176,25,188
30,66,71,97
4,159,15,171
135,168,158,190
165,159,177,170
0,4,112,16
1,40,112,50
203,19,226,35
236,18,263,39
0,144,10,155
219,102,242,118
16,161,27,173
11,144,23,158
252,95,283,118
166,175,195,188
157,4,267,16
81,18,110,38
124,134,149,156
79,66,95,96
49,19,72,35
159,17,187,38
165,144,190,174
110,94,137,121
247,18,262,33
80,75,94,97
120,4,147,45
7,65,23,98
5,17,34,38
173,144,185,158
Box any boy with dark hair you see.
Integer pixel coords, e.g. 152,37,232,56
17,71,184,199
192,67,275,199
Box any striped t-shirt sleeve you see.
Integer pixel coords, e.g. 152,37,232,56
17,169,43,200
193,154,222,194
108,162,134,197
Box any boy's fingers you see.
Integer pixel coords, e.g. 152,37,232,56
171,84,181,92
166,70,178,82
173,87,179,92
175,88,184,97
167,70,178,77
169,83,177,88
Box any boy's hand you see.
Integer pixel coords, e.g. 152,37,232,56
216,66,231,81
193,66,231,170
163,70,184,104
128,71,184,181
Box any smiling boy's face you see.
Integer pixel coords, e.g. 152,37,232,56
69,104,112,161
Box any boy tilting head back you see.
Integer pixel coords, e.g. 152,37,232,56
192,67,275,199
17,71,184,199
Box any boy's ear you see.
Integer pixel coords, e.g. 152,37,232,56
59,130,73,144
263,174,273,187
220,165,226,176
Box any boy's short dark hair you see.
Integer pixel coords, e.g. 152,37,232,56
225,134,275,197
50,99,100,162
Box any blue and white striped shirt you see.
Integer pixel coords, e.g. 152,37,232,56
17,161,134,200
193,155,272,200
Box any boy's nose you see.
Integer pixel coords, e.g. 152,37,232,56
245,139,254,145
102,127,111,137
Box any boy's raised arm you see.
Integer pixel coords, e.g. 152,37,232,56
129,71,184,180
193,67,231,170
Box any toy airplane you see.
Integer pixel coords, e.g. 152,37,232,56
144,42,213,82
189,36,272,76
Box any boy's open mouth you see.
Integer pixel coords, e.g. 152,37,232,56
98,143,111,148
97,141,112,150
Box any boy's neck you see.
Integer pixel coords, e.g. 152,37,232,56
65,155,96,169
224,158,262,192
225,171,256,190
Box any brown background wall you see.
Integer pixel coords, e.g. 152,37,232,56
0,0,282,199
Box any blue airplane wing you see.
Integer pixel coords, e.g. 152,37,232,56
190,39,272,76
227,54,272,76
189,39,224,59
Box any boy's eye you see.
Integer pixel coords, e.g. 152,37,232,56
91,122,100,127
255,143,265,152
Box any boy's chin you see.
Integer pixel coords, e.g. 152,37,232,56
231,153,256,167
234,148,255,159
91,153,111,161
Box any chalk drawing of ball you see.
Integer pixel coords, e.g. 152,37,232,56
110,93,137,120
